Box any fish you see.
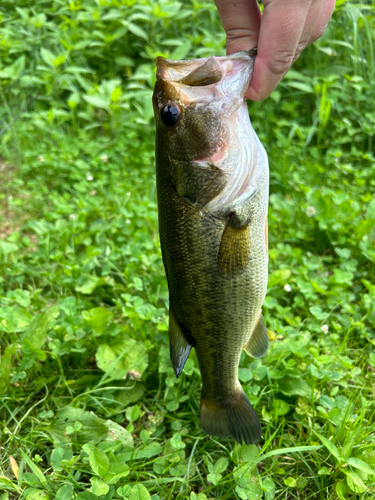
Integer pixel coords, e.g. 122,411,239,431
152,50,269,445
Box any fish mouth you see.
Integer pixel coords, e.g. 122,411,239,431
156,49,256,83
154,51,255,111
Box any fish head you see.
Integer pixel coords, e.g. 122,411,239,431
153,52,255,163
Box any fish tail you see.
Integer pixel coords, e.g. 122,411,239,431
199,386,262,444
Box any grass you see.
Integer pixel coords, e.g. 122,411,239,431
0,1,375,499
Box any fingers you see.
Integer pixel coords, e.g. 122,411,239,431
215,0,336,101
246,0,314,100
246,0,336,101
308,0,336,43
298,0,327,56
214,0,261,55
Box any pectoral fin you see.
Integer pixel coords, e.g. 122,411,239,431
169,308,192,378
218,223,251,278
244,315,269,359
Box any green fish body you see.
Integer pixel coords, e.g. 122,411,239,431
153,52,269,444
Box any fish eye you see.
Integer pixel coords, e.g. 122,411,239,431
160,104,180,127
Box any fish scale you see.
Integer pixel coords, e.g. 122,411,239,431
153,51,269,444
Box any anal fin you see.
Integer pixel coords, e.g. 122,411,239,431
244,314,269,358
169,308,192,378
218,223,250,278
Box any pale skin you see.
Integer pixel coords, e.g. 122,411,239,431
214,0,336,100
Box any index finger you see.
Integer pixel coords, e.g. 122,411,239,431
246,0,313,101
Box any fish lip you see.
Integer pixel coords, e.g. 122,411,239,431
155,49,256,82
156,49,257,68
154,53,254,112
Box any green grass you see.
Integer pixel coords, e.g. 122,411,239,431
0,1,375,499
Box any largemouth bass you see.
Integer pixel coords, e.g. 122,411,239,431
153,50,269,444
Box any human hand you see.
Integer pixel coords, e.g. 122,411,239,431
214,0,336,100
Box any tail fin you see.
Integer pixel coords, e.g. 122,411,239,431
199,387,262,444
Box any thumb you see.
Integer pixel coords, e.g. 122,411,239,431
214,0,261,55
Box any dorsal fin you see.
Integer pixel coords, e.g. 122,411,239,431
169,308,192,378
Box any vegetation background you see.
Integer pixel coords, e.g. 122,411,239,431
0,1,374,499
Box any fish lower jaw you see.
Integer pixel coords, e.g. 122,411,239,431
204,107,260,213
